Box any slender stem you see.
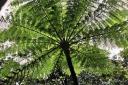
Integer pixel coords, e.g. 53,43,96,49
60,41,78,85
63,48,78,85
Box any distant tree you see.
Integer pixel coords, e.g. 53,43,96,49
0,0,128,85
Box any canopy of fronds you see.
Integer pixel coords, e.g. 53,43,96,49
0,0,128,84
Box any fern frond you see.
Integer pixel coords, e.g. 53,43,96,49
3,46,58,84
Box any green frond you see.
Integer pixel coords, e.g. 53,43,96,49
72,44,114,74
72,45,108,67
66,0,126,40
3,46,58,84
26,48,60,79
70,19,128,47
0,60,20,78
11,0,64,40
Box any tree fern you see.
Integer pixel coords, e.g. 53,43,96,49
0,0,128,84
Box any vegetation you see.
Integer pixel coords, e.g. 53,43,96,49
0,0,128,85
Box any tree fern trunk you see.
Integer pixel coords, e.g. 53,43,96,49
62,45,78,85
63,48,78,85
60,40,78,85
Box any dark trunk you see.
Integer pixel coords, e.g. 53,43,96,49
0,0,7,10
63,48,78,85
60,40,78,85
